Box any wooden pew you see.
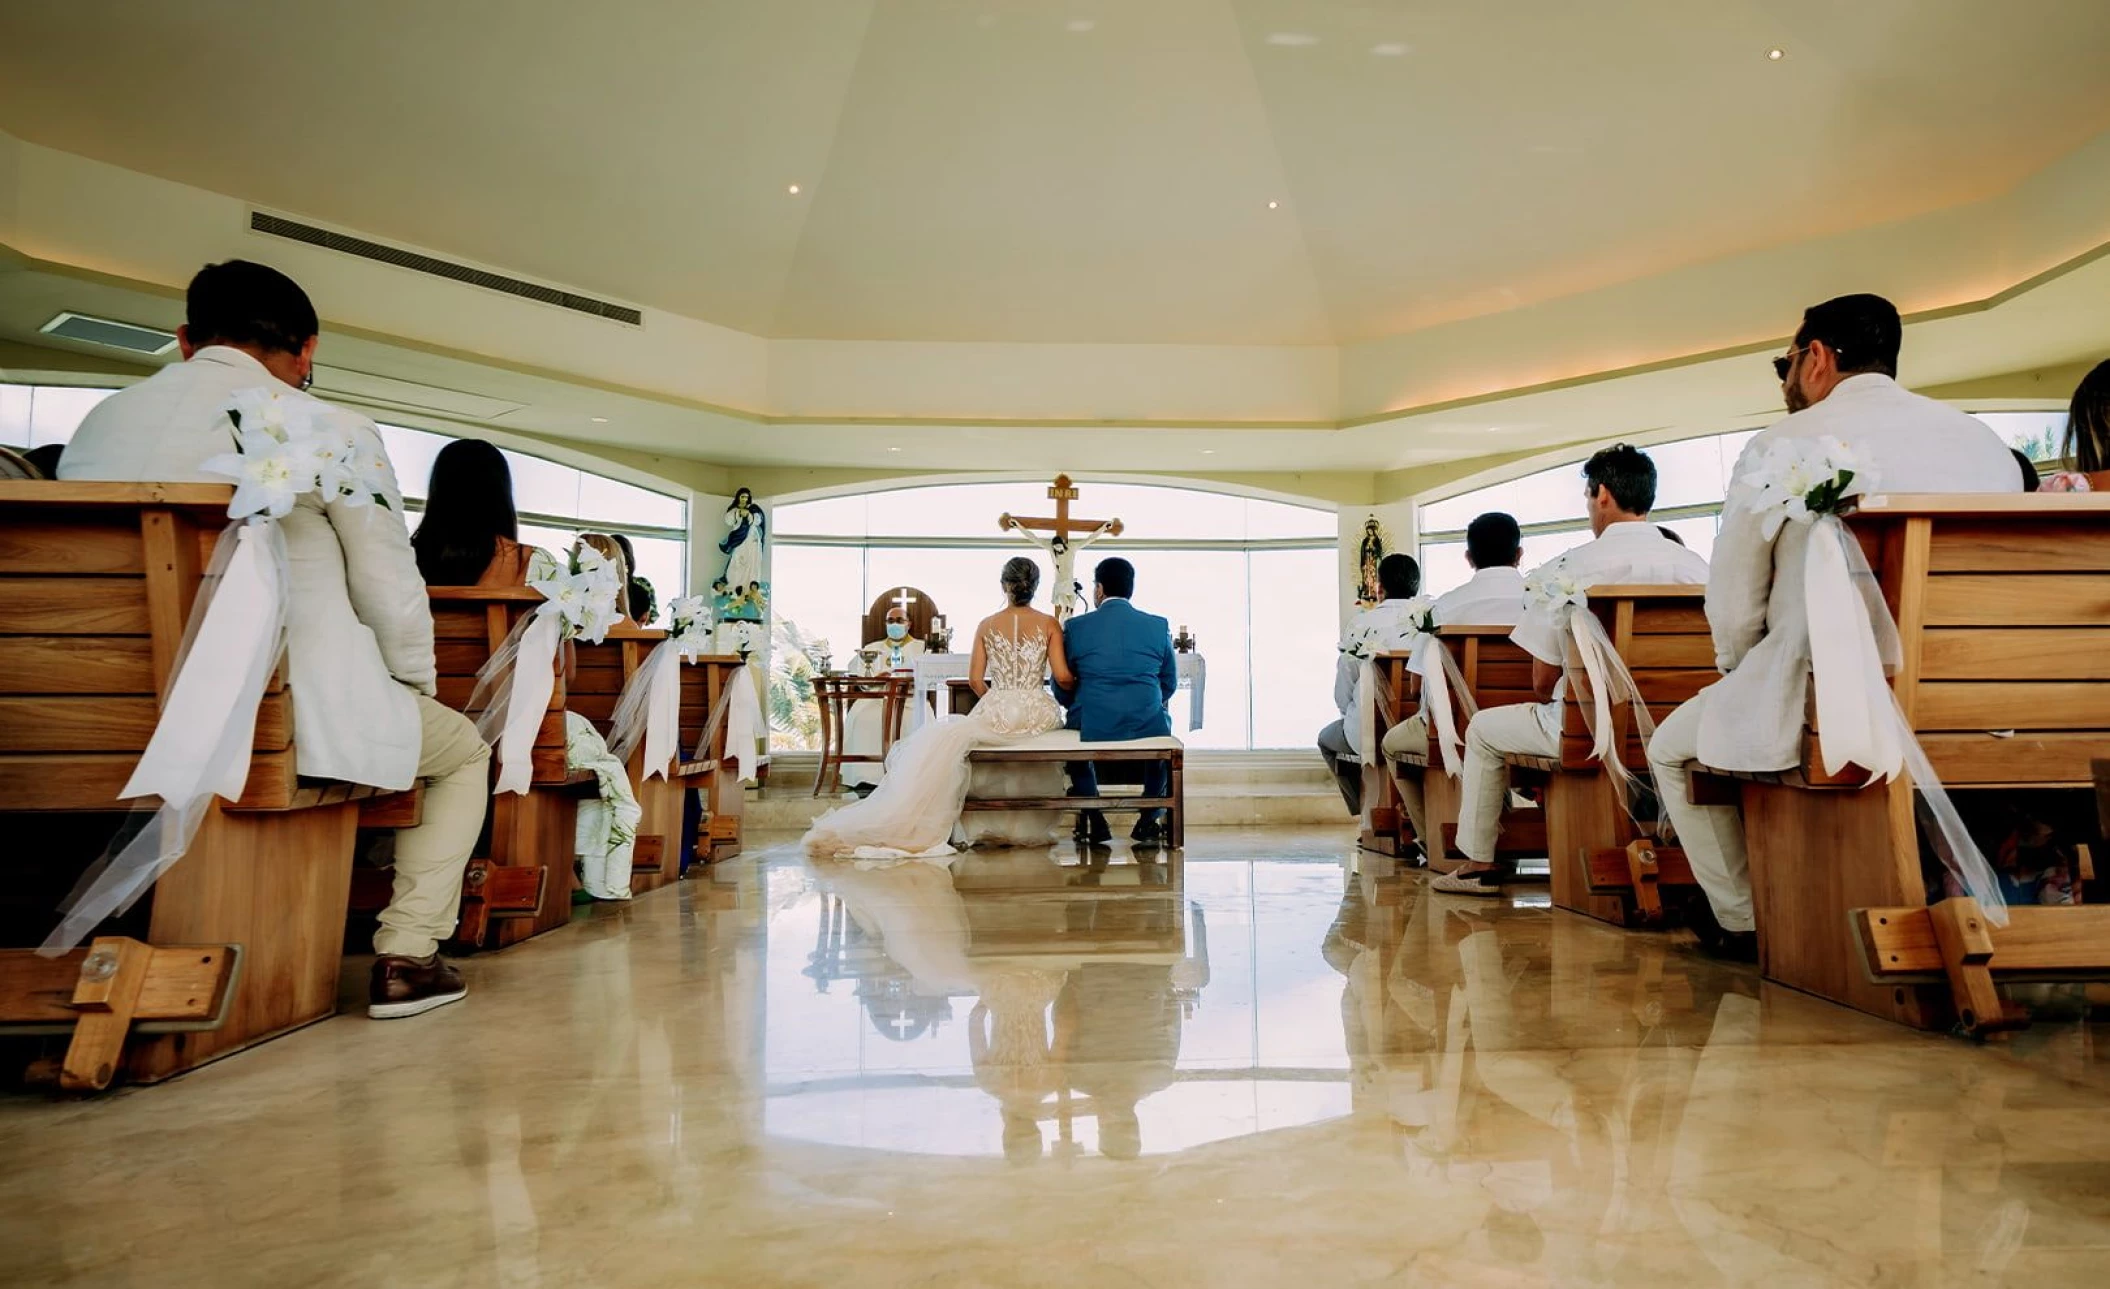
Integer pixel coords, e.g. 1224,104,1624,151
569,625,746,892
425,586,587,948
0,482,371,1085
1360,651,1420,857
1697,494,2110,1032
1391,627,1550,875
1500,587,1713,924
947,682,1185,849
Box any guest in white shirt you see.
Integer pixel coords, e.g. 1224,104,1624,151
61,261,487,1019
1647,294,2021,956
1380,512,1528,850
1435,446,1709,895
1319,554,1423,816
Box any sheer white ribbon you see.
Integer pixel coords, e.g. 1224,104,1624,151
1552,605,1662,840
606,641,688,780
721,668,763,784
39,520,289,955
1409,634,1476,778
465,607,564,795
1803,513,2005,923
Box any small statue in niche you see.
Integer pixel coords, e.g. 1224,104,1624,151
1355,516,1388,609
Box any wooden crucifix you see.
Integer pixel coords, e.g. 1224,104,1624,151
1000,474,1124,620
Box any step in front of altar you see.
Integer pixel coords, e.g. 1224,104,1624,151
747,750,1348,831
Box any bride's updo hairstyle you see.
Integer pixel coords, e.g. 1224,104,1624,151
1000,557,1040,606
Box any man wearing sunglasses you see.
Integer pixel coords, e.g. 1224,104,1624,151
1645,293,2019,959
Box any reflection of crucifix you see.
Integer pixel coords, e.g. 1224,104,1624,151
1000,474,1123,621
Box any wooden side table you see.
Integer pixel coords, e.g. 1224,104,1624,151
811,673,914,796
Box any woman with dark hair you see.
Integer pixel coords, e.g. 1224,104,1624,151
2046,358,2109,491
803,555,1074,859
611,532,657,625
411,438,536,585
413,441,642,900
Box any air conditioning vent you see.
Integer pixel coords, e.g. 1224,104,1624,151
248,211,643,326
38,312,179,356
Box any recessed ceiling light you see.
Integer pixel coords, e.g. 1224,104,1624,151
1371,42,1409,57
1767,48,1784,61
1066,19,1096,33
1202,449,1217,455
888,446,901,452
1266,32,1319,48
590,416,609,423
788,183,801,195
1267,200,1279,210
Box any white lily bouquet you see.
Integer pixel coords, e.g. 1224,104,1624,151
667,595,715,655
1342,594,1436,660
527,544,624,644
1522,564,1588,616
1738,435,1870,539
201,387,394,518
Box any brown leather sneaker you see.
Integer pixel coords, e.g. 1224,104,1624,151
368,954,467,1020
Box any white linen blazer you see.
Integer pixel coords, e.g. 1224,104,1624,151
1696,373,2022,771
59,347,432,789
1431,565,1527,627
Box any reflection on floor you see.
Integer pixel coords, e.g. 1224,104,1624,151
5,828,2110,1286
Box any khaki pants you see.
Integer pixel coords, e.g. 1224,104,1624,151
373,695,492,959
1378,712,1432,847
1316,719,1360,817
1455,702,1558,865
1646,690,1755,932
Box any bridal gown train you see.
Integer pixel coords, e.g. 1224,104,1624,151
802,624,1064,862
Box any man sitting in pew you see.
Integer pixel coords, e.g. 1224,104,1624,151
58,260,489,1019
1645,293,2021,959
1318,553,1425,817
1379,511,1529,847
1436,446,1709,895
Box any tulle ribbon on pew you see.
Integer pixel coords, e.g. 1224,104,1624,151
1348,596,1444,832
605,596,714,778
1803,511,2005,923
42,387,389,954
40,521,289,954
464,547,623,793
1522,565,1663,830
1741,437,2006,922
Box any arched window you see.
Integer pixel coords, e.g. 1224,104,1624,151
770,481,1336,750
3,383,689,619
1416,413,2062,585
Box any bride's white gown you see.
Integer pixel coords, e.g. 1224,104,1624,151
803,624,1064,861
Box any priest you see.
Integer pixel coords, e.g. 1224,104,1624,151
840,605,926,793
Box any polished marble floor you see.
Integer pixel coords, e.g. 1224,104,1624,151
5,828,2110,1287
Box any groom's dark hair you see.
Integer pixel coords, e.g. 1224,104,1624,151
186,260,319,356
1095,557,1136,599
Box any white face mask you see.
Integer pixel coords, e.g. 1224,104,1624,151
885,622,908,641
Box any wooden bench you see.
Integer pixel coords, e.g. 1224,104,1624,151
1498,587,1713,925
1359,650,1421,857
1397,627,1552,875
0,482,379,1086
1693,494,2110,1032
948,682,1184,848
570,626,747,890
425,585,588,947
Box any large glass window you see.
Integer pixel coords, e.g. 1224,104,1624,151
3,382,688,621
770,482,1336,751
1418,410,2066,576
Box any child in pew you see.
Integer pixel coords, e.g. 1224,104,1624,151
1935,793,2092,908
412,439,644,902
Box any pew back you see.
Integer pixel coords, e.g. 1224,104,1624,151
425,586,581,945
1566,585,1713,771
0,482,362,1083
1841,494,2110,787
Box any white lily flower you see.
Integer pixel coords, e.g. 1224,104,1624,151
201,425,323,519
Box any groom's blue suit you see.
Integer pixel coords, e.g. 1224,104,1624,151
1056,597,1178,839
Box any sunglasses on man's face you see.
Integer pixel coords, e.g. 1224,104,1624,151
1772,347,1808,381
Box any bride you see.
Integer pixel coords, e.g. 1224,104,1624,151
804,557,1072,861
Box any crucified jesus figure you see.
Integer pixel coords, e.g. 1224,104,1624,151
1000,475,1123,621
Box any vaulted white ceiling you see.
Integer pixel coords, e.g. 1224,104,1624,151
5,0,2109,347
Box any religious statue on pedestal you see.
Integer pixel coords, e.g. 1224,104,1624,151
715,486,768,623
1355,516,1388,609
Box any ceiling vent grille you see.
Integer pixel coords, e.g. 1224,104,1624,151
39,312,180,356
249,211,643,326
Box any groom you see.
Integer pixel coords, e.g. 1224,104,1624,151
1056,558,1180,845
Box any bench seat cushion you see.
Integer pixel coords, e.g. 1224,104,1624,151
975,731,1183,754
